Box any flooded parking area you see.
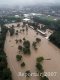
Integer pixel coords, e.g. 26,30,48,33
4,22,60,80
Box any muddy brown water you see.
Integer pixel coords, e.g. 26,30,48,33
4,22,60,80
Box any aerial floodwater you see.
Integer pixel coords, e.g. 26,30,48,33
4,22,60,80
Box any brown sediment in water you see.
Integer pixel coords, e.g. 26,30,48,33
4,22,60,80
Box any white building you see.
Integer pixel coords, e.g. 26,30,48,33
23,18,31,22
15,15,20,18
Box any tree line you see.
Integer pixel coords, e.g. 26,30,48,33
0,24,12,80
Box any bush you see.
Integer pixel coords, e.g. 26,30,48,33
16,55,22,61
21,62,25,67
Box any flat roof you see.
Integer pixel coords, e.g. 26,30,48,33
23,18,30,21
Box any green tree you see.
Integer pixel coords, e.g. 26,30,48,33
2,68,12,80
36,57,44,63
36,63,44,73
16,55,22,61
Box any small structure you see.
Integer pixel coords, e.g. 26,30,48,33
23,18,31,22
37,29,46,37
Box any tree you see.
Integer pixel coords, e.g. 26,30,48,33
41,76,49,80
16,55,22,61
15,30,18,35
23,47,31,54
23,40,30,48
36,63,44,73
23,40,31,54
32,42,37,50
18,45,23,51
25,70,31,77
9,27,15,36
17,24,20,27
21,62,25,67
36,38,41,43
23,37,26,41
19,39,22,43
36,57,44,63
0,24,12,80
15,39,18,44
2,68,12,80
49,31,60,48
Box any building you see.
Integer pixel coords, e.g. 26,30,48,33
23,18,31,22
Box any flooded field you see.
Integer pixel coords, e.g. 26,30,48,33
4,22,60,80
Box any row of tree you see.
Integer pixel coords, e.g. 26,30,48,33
49,31,60,48
36,57,49,80
0,24,12,80
32,16,60,30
